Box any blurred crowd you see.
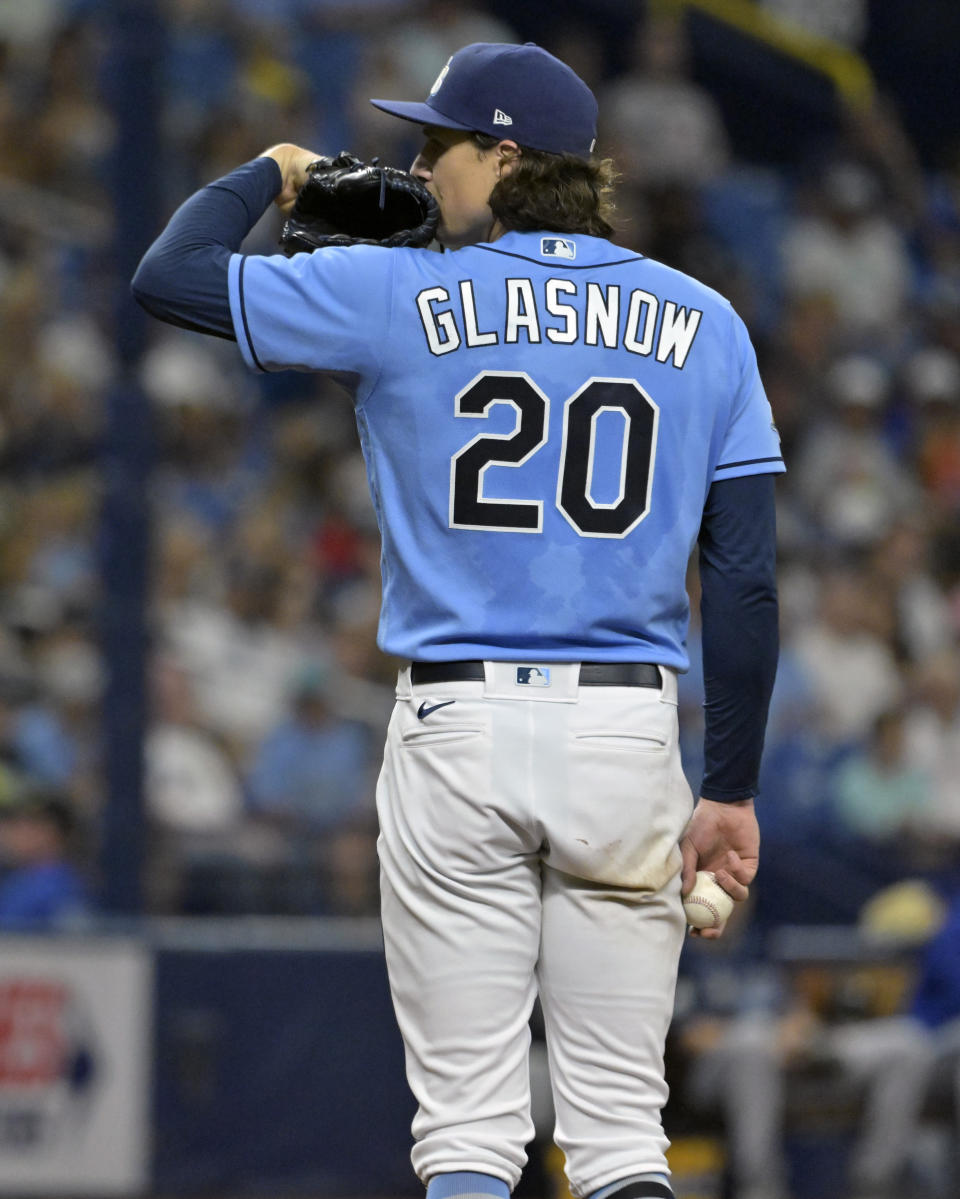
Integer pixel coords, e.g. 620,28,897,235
2,2,960,1194
0,0,958,909
1,0,959,923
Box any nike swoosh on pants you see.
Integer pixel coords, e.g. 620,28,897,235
417,700,456,720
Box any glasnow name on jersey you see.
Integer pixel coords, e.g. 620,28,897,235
416,277,704,368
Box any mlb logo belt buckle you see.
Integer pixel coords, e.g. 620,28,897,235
485,662,578,701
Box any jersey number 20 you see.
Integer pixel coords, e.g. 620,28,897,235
450,371,659,538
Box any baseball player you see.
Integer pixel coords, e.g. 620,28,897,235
133,41,782,1199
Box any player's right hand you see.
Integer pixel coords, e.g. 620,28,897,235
679,797,759,939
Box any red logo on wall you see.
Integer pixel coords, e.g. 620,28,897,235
0,981,69,1086
0,978,98,1150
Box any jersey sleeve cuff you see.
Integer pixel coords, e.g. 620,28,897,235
228,252,266,372
699,784,758,803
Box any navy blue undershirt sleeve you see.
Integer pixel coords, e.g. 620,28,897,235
131,156,282,338
697,472,779,802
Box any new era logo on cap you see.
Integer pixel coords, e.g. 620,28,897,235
493,109,513,126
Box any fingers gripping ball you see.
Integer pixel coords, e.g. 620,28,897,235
683,871,735,930
280,151,439,254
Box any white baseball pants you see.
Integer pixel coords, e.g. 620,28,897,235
376,662,692,1197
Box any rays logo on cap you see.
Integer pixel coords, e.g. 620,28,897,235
541,237,576,259
430,58,452,96
516,666,551,687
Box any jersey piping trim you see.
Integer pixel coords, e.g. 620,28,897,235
474,245,644,270
237,256,266,372
715,455,784,470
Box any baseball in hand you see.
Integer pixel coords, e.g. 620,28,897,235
683,871,735,930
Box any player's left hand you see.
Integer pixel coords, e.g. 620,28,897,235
679,797,759,939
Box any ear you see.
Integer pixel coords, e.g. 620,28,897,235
496,140,521,176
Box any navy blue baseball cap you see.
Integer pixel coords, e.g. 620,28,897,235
371,42,598,159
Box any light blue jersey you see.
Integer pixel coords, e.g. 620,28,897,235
228,232,783,667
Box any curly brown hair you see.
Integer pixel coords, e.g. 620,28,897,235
472,133,618,240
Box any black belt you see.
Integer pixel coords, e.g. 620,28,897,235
409,660,661,689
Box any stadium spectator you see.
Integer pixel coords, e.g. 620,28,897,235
781,158,913,340
162,558,305,751
598,9,730,190
246,662,374,838
907,347,960,518
145,656,245,838
0,785,91,929
866,515,954,663
830,708,932,847
904,650,960,848
792,354,918,549
792,567,903,745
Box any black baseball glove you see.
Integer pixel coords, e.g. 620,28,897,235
279,152,439,255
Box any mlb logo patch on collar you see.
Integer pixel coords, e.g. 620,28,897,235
541,237,576,260
516,665,551,687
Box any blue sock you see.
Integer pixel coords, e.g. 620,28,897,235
426,1172,510,1199
588,1174,673,1199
